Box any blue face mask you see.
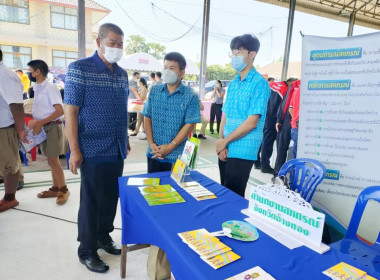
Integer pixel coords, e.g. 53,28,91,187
231,56,247,72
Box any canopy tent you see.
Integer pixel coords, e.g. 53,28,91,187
117,52,163,72
185,59,200,75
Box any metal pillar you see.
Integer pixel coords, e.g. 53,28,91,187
347,12,356,36
78,0,86,59
199,0,211,100
281,0,296,81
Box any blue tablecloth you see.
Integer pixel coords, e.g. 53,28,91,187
118,171,380,280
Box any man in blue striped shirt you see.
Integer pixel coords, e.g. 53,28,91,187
143,52,200,173
216,34,270,197
65,23,129,273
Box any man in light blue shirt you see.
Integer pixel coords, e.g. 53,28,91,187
143,52,200,173
216,34,270,197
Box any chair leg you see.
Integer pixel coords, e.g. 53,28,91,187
31,147,37,161
23,153,28,166
120,244,127,279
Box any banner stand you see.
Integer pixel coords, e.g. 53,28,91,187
241,209,330,254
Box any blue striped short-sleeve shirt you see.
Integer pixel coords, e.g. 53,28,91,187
142,83,200,163
222,67,270,161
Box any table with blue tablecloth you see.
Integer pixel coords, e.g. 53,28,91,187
118,171,380,280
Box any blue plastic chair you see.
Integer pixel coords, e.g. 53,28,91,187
331,186,380,273
277,158,326,202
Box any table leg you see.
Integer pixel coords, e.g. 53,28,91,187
120,244,150,279
121,245,127,278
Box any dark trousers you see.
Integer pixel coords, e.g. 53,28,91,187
210,103,223,133
147,157,173,173
274,115,292,176
78,160,124,258
128,112,137,131
260,116,277,169
218,158,254,197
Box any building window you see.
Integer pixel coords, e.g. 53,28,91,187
0,0,29,24
51,5,77,30
52,50,78,68
0,44,31,69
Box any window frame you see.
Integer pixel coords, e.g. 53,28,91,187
0,0,30,24
50,4,78,31
52,49,78,68
0,44,32,70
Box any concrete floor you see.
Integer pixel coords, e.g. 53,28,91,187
0,132,274,280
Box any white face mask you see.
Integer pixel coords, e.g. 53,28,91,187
103,46,123,64
162,69,178,85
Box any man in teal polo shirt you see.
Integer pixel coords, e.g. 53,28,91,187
216,34,270,197
143,52,200,173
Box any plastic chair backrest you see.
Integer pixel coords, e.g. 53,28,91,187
277,158,326,202
345,186,380,248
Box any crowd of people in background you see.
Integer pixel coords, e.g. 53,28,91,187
0,22,302,278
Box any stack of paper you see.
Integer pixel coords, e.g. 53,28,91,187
127,177,160,186
180,181,217,201
225,266,275,280
178,228,240,269
323,262,376,280
139,185,185,206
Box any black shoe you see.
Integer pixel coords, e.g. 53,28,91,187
17,181,24,190
254,162,261,169
261,166,274,174
198,134,207,139
0,178,3,184
210,131,214,134
192,134,197,138
97,240,121,255
79,254,109,273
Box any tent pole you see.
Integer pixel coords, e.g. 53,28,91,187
281,0,296,81
199,0,211,100
78,0,86,59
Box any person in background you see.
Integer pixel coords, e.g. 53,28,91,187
23,87,34,115
260,78,297,174
128,71,140,131
267,77,274,83
209,79,225,134
15,69,30,100
273,79,300,177
192,99,208,139
131,77,148,137
143,52,200,173
0,49,28,212
26,60,69,206
216,34,270,197
148,72,156,88
289,81,301,159
155,71,163,84
65,23,129,273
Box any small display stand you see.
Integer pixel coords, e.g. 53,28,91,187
242,184,330,254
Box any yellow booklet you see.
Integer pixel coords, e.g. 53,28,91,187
322,262,368,280
171,159,187,183
201,251,241,269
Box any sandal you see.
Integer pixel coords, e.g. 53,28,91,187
37,187,59,198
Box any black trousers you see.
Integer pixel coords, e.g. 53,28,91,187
260,116,277,169
78,160,124,258
274,115,292,176
218,158,254,197
147,157,173,173
210,103,223,133
128,112,137,131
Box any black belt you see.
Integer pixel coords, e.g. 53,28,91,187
45,120,62,125
0,124,15,129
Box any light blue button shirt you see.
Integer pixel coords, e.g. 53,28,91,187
222,67,270,160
